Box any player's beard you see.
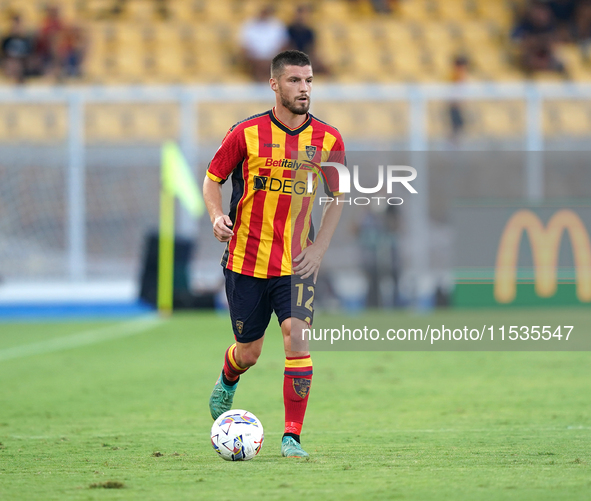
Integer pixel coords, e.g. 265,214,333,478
278,86,310,115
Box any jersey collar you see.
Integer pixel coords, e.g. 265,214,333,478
269,108,312,136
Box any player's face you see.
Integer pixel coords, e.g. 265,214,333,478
273,65,313,115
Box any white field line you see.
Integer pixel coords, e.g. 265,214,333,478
0,316,164,362
8,426,591,441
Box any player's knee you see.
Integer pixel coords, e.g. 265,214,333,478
237,351,259,368
235,345,262,368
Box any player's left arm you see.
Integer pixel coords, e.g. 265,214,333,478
293,194,344,282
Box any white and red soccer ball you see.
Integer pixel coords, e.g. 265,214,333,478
210,409,264,461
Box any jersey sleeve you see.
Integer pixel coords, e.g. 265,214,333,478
206,126,247,183
323,132,346,197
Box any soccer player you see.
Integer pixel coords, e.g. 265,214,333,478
203,50,345,458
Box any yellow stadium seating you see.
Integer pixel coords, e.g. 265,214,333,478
2,0,590,142
10,0,570,87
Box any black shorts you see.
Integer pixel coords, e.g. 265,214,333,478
224,268,315,343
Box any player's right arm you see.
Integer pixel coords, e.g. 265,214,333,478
203,176,234,242
203,124,247,243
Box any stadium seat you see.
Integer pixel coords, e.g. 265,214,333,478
124,0,157,22
85,104,178,141
167,0,198,21
85,104,124,141
153,45,187,80
476,0,514,27
84,23,111,80
0,104,67,142
82,0,116,20
198,102,267,141
376,20,415,45
420,21,456,47
352,102,409,140
114,46,150,80
469,45,512,80
198,0,238,23
476,101,525,137
460,21,494,44
132,104,180,141
59,0,79,20
317,0,354,22
316,23,350,68
310,104,359,140
115,23,146,47
392,46,425,81
437,0,475,22
397,0,431,21
556,45,591,81
545,101,591,136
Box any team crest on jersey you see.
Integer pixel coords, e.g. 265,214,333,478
292,378,311,398
236,320,243,334
305,145,317,161
253,175,268,190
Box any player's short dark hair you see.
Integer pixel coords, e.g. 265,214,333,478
271,50,311,78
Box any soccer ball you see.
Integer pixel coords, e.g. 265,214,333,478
210,409,264,461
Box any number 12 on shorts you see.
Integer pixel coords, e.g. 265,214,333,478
294,283,314,311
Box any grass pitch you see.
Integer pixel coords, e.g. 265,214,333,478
0,309,590,500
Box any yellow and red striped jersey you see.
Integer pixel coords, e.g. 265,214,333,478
206,108,345,278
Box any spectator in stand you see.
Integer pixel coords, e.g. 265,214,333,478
57,25,87,78
287,5,330,75
240,5,289,82
575,0,591,60
36,4,65,78
1,15,34,83
346,0,398,14
512,1,566,75
547,0,577,41
448,55,469,145
369,0,395,13
32,5,87,81
287,5,314,54
109,0,170,19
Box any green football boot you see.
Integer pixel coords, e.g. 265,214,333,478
209,372,238,420
281,436,309,458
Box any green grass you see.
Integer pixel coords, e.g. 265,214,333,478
0,309,590,500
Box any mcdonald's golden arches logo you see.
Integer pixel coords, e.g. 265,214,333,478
494,209,591,303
